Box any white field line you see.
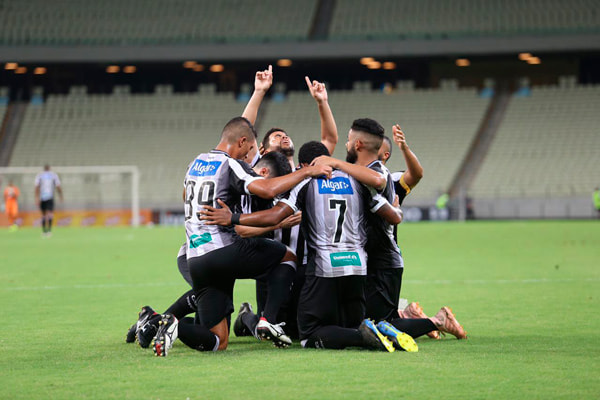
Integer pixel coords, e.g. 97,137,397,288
2,278,599,292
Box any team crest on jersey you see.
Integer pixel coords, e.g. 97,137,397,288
188,160,222,177
189,233,213,248
318,177,353,195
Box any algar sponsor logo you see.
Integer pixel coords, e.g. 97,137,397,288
189,160,221,177
318,177,354,194
189,233,213,248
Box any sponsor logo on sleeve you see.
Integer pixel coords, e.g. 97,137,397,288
189,233,213,248
317,177,354,195
330,251,362,267
188,160,222,177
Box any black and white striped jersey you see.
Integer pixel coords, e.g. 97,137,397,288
281,169,387,278
183,149,263,259
365,160,403,269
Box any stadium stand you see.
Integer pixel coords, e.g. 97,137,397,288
9,86,244,208
469,83,600,199
329,0,600,40
0,0,317,45
259,83,491,204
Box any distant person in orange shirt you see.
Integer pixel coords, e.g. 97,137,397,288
4,180,20,230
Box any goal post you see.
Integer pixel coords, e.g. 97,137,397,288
0,165,141,227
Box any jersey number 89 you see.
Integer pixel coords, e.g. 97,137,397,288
185,180,216,220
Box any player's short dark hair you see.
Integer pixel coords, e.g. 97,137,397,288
255,151,292,177
351,118,385,137
351,118,384,152
382,135,393,158
262,127,287,150
298,141,329,165
222,116,257,142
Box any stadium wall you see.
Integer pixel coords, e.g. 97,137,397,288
2,34,600,63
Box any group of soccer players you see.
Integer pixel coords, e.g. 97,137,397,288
126,65,466,356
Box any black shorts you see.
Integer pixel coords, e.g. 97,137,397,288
40,199,54,212
297,274,366,340
177,254,192,287
188,237,287,329
365,267,403,322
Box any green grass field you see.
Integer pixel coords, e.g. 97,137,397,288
1,221,599,399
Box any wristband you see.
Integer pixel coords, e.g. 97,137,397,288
231,213,241,225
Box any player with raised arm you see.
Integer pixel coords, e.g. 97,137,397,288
149,116,332,356
235,75,339,340
311,118,465,343
378,125,466,340
34,165,63,237
259,76,338,169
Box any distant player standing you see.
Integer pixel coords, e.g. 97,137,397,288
3,180,20,231
34,165,63,237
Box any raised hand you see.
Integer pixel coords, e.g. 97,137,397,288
200,199,233,226
392,124,408,151
305,76,328,104
255,65,273,93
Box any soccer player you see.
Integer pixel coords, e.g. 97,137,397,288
259,76,338,169
236,76,339,339
201,141,416,352
378,125,466,339
126,151,293,353
313,119,466,340
149,116,332,356
3,180,20,230
34,165,63,237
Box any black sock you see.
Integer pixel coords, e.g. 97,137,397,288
304,326,364,349
48,217,53,232
42,218,47,232
390,317,437,339
241,311,260,335
177,319,218,351
262,263,295,323
164,290,197,320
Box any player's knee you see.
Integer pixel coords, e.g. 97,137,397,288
281,249,297,263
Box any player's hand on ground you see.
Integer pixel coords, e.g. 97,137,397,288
392,124,408,151
279,211,302,229
305,76,328,104
310,155,338,169
255,65,273,93
306,164,333,179
200,199,233,226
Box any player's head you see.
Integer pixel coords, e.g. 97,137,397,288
221,116,258,159
378,135,393,164
262,128,294,157
44,164,50,171
253,151,292,178
346,118,385,163
298,141,329,167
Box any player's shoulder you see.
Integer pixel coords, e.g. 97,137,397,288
367,159,384,173
391,170,405,182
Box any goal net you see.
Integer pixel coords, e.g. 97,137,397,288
0,165,141,227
